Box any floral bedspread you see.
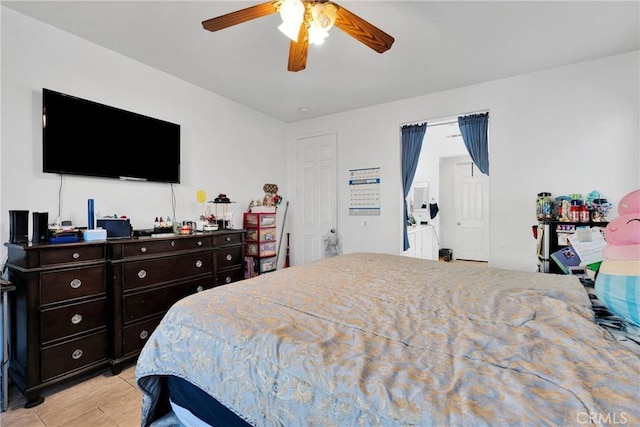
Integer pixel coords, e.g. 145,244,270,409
136,253,639,426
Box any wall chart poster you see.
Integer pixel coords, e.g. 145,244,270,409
349,167,381,216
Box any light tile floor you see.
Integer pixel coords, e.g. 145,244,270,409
0,363,141,426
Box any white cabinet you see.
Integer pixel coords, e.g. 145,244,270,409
403,225,438,260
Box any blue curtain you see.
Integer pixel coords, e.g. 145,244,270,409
401,122,427,251
458,113,489,175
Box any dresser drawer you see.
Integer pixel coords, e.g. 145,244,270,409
40,265,106,305
213,232,243,247
121,252,213,291
41,297,106,344
123,316,162,355
39,245,105,266
215,265,244,286
121,237,212,258
215,245,244,269
123,278,213,322
41,331,107,381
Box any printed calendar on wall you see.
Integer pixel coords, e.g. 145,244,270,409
349,167,380,216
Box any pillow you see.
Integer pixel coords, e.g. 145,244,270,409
595,189,640,327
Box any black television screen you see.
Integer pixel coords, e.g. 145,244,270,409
42,88,180,183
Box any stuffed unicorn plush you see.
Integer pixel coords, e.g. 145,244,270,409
595,189,640,326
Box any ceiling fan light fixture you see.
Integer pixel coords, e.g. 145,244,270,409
201,0,394,72
278,0,305,42
308,24,329,45
312,3,337,32
308,3,337,45
278,21,302,41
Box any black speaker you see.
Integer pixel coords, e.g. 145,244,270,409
9,210,29,243
32,212,49,243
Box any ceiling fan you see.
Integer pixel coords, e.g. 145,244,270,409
202,0,395,72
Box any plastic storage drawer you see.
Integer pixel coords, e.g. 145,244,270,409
246,241,277,257
259,256,277,273
246,227,277,242
244,213,276,228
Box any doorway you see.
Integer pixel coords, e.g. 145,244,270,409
412,118,490,263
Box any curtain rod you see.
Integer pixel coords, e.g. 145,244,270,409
399,109,489,128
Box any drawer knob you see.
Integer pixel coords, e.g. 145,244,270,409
138,269,147,279
71,314,83,325
195,260,203,268
226,254,233,261
171,241,176,247
70,279,82,289
196,285,204,292
225,276,232,284
140,246,147,253
72,349,83,360
197,240,203,246
72,252,80,259
225,237,231,242
139,330,149,340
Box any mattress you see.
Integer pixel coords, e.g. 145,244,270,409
167,375,249,426
136,253,640,426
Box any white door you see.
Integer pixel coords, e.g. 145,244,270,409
453,159,489,261
295,133,338,264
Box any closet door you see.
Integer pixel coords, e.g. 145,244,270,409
453,160,489,261
296,132,338,265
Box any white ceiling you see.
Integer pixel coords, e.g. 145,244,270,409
3,1,639,123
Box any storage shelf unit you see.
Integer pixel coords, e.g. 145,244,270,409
537,220,608,274
244,212,277,276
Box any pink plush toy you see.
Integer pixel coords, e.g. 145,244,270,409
595,189,640,326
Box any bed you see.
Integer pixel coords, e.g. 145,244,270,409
136,253,640,426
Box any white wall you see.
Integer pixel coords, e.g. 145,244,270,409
285,51,639,271
1,8,286,261
1,7,638,274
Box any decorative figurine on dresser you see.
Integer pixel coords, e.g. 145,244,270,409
4,225,245,407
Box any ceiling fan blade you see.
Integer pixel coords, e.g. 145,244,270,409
287,23,309,72
202,1,277,32
333,3,394,53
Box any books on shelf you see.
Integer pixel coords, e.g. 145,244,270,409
567,227,606,265
551,245,582,274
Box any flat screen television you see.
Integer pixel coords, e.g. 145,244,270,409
42,88,181,183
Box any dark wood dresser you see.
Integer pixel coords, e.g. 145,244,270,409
108,231,245,373
4,241,108,407
4,230,245,406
